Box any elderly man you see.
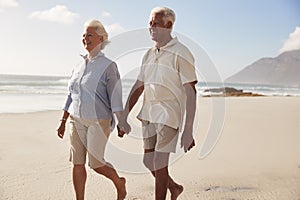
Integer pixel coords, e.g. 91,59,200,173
118,7,197,200
57,19,127,200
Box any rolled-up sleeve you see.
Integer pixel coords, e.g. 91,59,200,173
106,62,123,113
63,93,72,111
62,70,74,112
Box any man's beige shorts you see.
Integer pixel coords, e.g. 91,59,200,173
69,116,111,169
142,121,179,153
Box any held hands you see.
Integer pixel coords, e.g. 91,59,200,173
180,125,195,153
117,119,131,138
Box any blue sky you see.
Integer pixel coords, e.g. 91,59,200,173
0,0,299,79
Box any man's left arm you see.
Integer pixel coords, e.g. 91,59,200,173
181,81,197,152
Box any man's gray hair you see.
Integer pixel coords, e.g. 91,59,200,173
150,7,176,27
84,19,110,50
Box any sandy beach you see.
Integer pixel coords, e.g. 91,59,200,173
0,97,300,200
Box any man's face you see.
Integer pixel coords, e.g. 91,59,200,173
82,27,102,52
148,13,170,42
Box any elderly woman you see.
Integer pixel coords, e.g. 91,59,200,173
57,19,126,200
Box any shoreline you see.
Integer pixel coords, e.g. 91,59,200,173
0,96,299,115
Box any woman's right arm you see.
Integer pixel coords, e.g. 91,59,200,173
57,94,72,139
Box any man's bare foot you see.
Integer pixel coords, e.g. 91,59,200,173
170,184,183,200
117,177,127,200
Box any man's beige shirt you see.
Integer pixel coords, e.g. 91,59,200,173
137,37,198,131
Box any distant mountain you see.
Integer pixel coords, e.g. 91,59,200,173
226,49,300,87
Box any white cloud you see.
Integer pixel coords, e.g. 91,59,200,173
279,26,300,53
0,0,19,8
29,5,79,25
101,11,112,18
106,23,126,36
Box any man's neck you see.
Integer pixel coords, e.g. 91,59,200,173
155,35,173,49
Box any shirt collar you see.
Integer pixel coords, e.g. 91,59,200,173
157,37,178,50
80,51,104,60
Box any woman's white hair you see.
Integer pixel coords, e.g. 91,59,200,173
150,7,176,27
84,19,110,50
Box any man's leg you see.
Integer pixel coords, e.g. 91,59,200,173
93,162,127,200
72,164,87,200
143,149,183,200
154,151,170,200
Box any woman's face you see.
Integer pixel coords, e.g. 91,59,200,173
82,27,102,52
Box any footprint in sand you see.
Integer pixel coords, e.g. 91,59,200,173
205,186,256,192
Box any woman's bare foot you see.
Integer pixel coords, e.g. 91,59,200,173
170,184,183,200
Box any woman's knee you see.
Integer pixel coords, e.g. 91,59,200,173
143,149,154,170
153,152,170,170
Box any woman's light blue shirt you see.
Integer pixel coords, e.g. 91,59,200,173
63,52,123,125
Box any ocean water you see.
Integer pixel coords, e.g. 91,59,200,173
0,74,299,113
0,74,69,113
